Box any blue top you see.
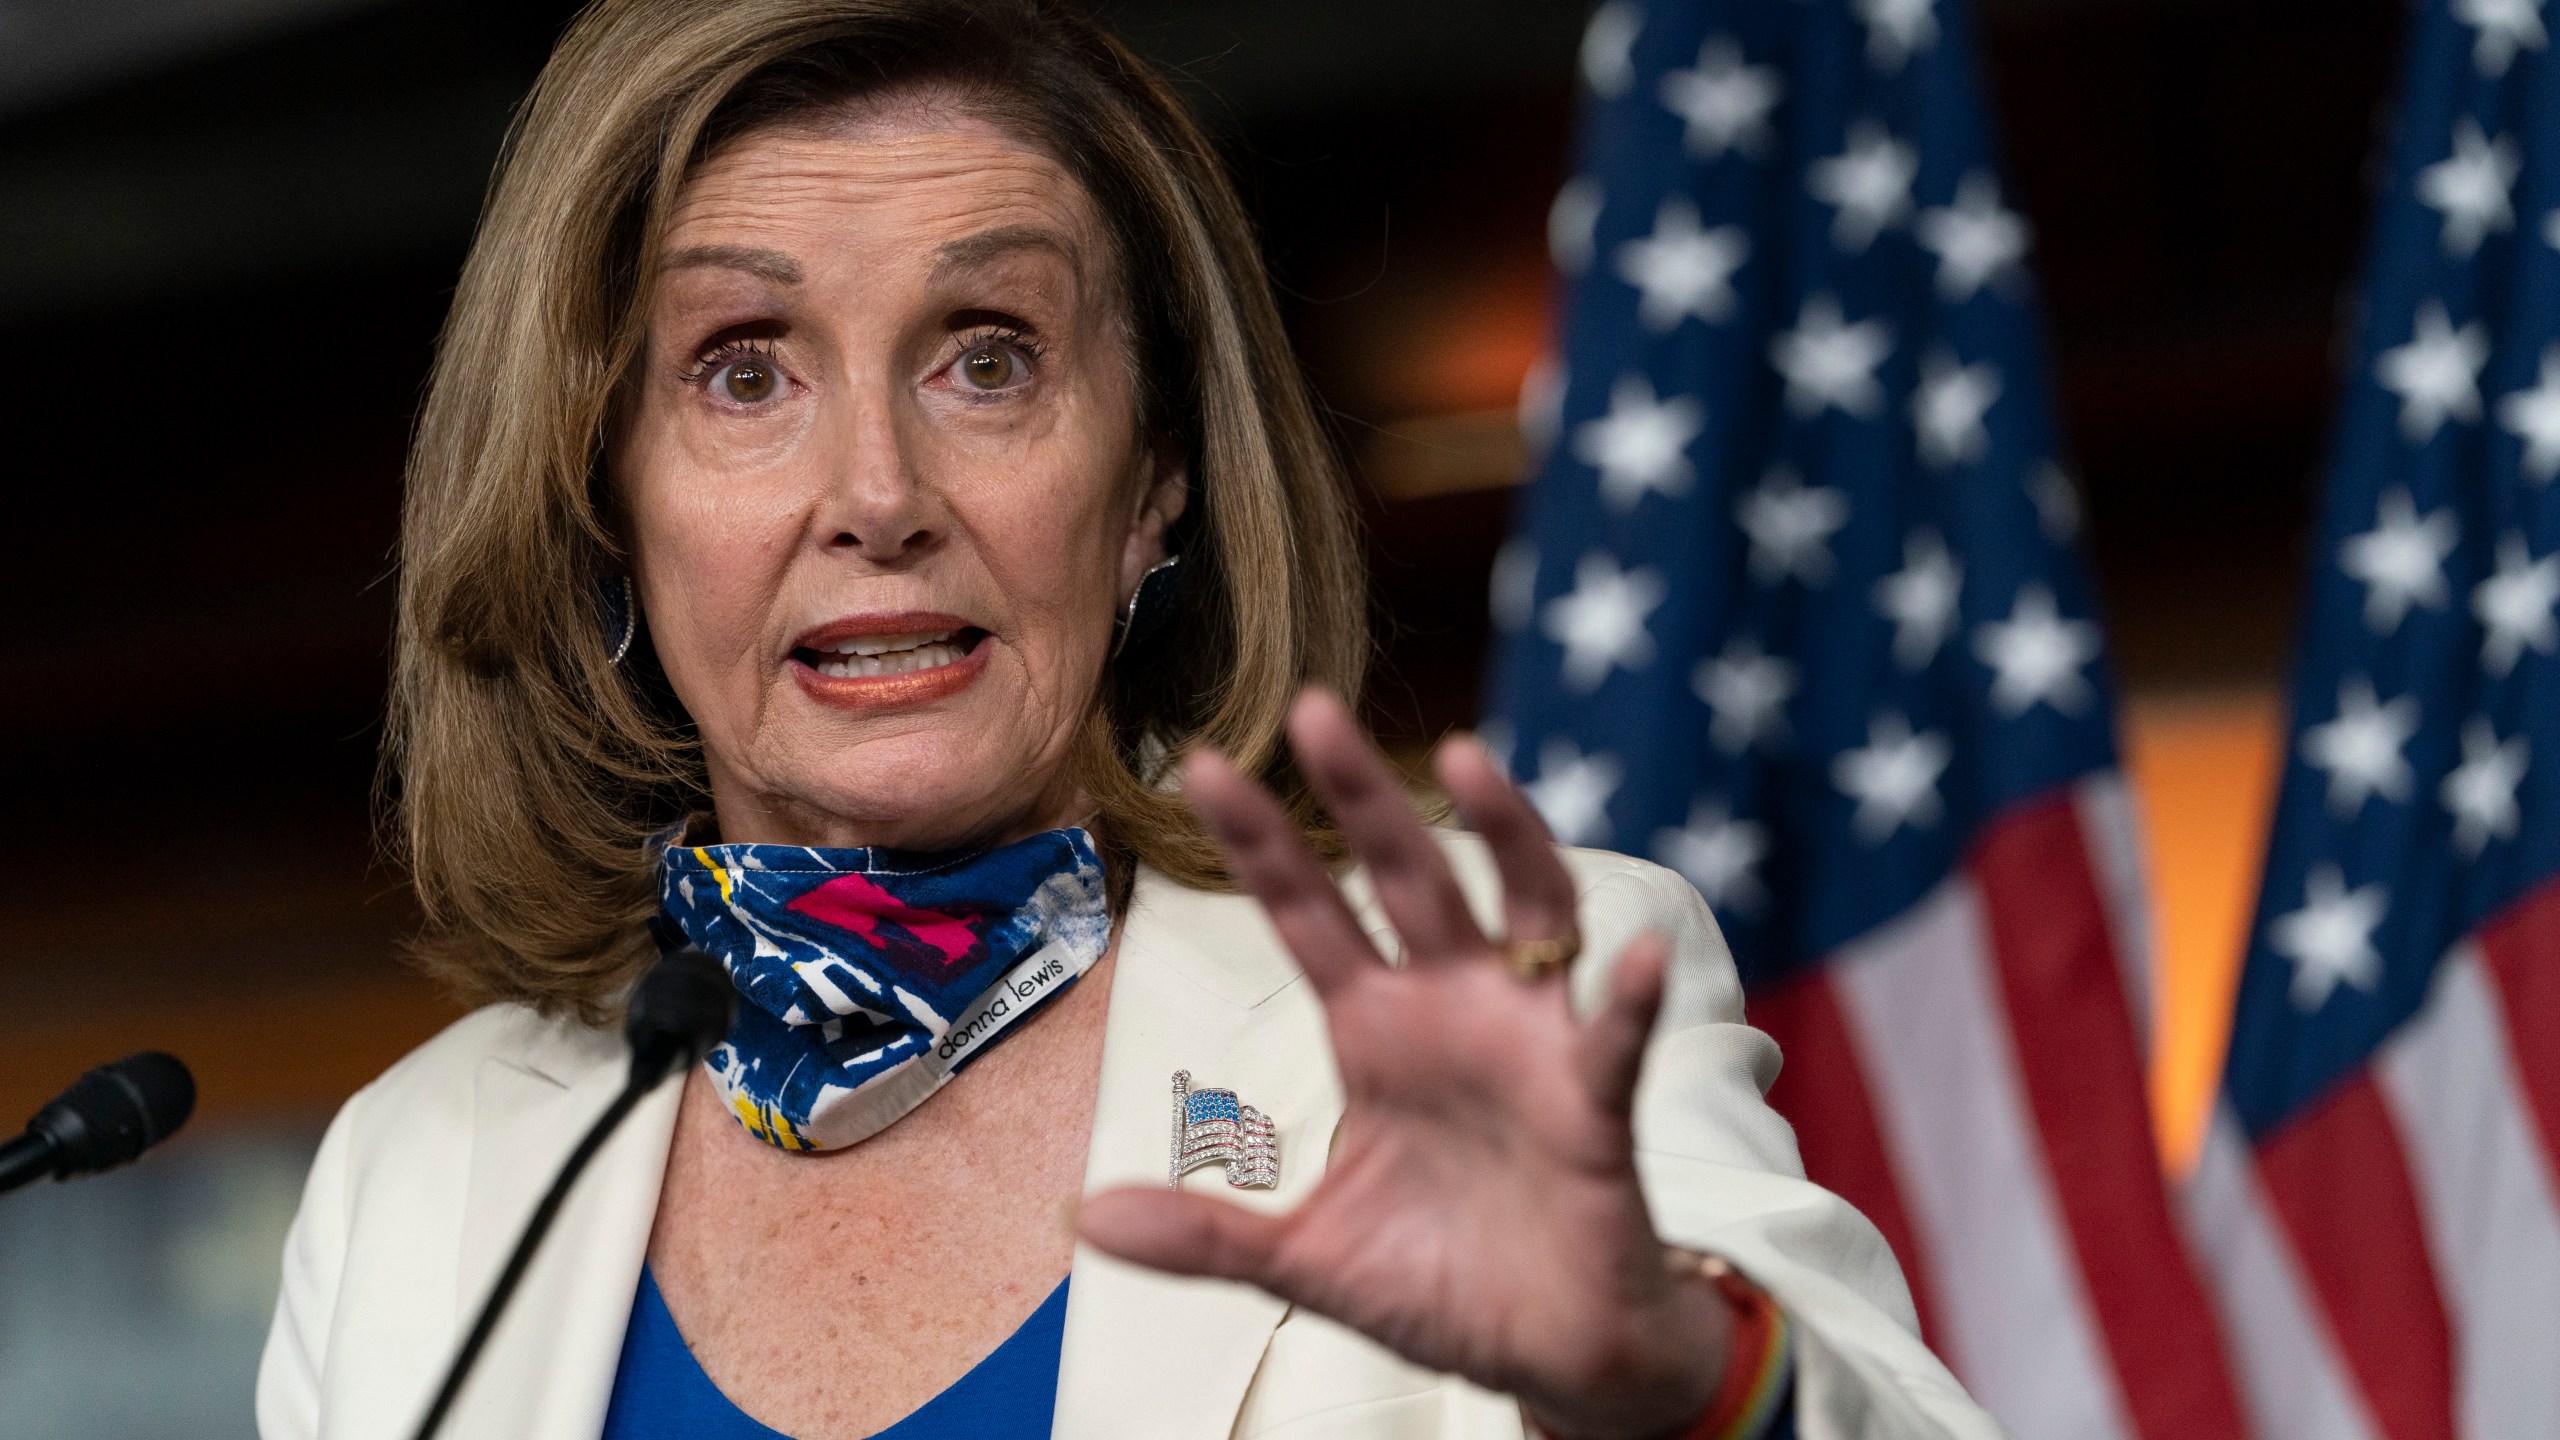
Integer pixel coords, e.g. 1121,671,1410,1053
600,1267,1070,1439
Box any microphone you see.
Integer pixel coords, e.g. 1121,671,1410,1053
623,941,737,1089
409,947,732,1440
0,1052,197,1195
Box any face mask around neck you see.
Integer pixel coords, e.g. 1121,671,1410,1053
658,826,1111,1151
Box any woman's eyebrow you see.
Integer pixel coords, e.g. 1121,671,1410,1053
932,225,1080,280
660,243,803,285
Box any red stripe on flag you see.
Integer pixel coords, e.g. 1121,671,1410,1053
2257,1073,2455,1440
2475,875,2560,1204
1751,969,1946,1350
1970,795,2249,1440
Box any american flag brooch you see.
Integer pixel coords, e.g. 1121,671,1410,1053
1169,1070,1278,1189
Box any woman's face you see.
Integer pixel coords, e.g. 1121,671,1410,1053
614,96,1183,851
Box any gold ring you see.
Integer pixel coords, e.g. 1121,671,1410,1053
1501,934,1581,982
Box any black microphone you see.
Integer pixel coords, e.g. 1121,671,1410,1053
623,941,737,1089
0,1051,197,1195
409,947,732,1440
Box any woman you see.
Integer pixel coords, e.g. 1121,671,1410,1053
258,2,2000,1438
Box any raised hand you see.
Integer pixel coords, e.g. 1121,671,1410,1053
1079,690,1732,1440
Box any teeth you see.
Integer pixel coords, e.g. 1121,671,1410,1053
813,642,965,679
826,630,957,657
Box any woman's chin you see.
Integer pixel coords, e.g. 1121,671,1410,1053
752,742,1067,855
726,645,1079,851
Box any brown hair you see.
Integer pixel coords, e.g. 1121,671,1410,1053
389,0,1364,1021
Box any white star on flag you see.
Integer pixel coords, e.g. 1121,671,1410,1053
2338,487,2457,634
1489,537,1537,633
1573,374,1705,512
1654,797,1770,913
1875,528,1963,670
1694,639,1797,754
1771,293,1894,418
2301,676,2421,818
2271,864,2388,1012
2028,463,2082,542
2376,302,2489,443
1832,712,1953,844
1807,121,1918,253
1856,0,1940,72
1616,200,1750,332
1549,176,1604,275
1659,37,1783,160
2473,531,2560,675
2443,717,2530,858
2454,0,2547,78
1524,738,1623,845
1974,583,2101,716
2497,344,2560,482
2417,118,2519,258
1579,0,1642,98
1739,468,1852,586
1913,349,2002,468
1542,551,1666,691
1916,172,2030,301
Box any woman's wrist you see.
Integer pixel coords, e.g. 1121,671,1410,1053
1522,1248,1790,1440
1669,1250,1793,1440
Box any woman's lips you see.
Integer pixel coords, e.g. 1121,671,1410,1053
806,631,971,679
787,621,990,711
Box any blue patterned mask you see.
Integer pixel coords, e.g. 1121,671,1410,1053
658,828,1111,1152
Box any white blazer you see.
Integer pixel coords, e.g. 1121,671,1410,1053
257,833,2004,1440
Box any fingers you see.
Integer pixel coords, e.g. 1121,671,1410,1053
1574,932,1669,1117
1182,744,1384,994
1436,731,1582,952
1288,690,1490,966
1079,1185,1287,1285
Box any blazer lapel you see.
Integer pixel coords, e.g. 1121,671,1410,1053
449,1028,683,1440
1052,868,1347,1440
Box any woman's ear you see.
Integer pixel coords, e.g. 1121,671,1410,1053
1118,438,1191,605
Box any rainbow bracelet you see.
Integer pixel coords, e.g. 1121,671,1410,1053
1666,1249,1794,1440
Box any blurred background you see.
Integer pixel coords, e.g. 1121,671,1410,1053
0,0,2392,1433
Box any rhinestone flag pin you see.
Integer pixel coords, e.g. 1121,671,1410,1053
1169,1070,1278,1189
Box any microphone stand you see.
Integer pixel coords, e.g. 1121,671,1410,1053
408,950,731,1440
0,1131,62,1193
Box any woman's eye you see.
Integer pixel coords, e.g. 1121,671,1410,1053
716,356,773,399
958,344,1021,391
717,358,779,404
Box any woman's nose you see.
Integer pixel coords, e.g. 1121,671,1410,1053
820,394,941,563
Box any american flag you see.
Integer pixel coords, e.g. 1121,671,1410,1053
2184,3,2560,1437
1171,1070,1278,1190
1482,2,2248,1436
